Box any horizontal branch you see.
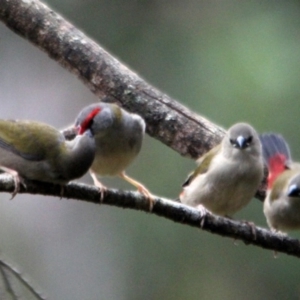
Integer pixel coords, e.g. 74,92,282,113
0,174,298,258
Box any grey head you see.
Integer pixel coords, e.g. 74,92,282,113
75,103,115,135
75,102,145,155
222,122,262,159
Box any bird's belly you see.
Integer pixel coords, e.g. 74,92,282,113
264,196,300,231
91,152,137,176
182,165,260,216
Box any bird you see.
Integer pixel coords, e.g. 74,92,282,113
0,119,96,198
179,122,264,217
74,103,152,208
260,133,300,233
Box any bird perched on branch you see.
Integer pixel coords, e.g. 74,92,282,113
260,133,300,233
0,119,96,198
74,103,153,208
179,123,264,217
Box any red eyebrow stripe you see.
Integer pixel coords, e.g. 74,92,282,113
79,107,101,134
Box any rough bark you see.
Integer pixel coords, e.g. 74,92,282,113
0,0,224,160
0,174,297,258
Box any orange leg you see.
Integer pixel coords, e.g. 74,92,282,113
119,171,154,211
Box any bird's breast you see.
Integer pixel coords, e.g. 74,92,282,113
91,151,138,176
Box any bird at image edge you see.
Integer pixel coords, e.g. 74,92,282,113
0,119,96,198
260,133,300,233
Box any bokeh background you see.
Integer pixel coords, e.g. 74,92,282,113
1,0,300,299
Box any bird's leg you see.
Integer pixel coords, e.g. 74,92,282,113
270,228,286,258
90,170,107,202
0,167,23,199
243,221,257,240
196,204,209,228
119,171,154,211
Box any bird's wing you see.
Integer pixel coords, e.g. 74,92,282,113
0,120,63,161
182,144,220,187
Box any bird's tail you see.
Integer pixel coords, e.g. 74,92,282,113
259,133,291,189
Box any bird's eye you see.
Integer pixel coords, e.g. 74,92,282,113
245,135,253,146
230,138,239,148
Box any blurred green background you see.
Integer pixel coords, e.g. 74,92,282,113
1,0,300,299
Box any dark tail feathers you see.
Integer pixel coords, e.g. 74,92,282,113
259,133,291,167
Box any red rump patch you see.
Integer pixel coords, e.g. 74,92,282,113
78,107,101,134
268,154,287,189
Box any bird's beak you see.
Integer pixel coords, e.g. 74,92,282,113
288,184,300,197
236,136,246,149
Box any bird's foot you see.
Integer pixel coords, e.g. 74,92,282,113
0,167,24,199
90,171,107,202
119,171,154,212
98,185,107,202
270,228,286,258
196,204,209,228
243,221,257,241
137,184,154,212
93,181,107,202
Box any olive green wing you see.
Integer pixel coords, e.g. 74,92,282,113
182,144,220,187
0,120,63,161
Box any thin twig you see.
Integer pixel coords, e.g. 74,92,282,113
0,258,47,300
0,263,19,300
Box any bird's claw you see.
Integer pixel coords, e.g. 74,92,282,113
196,204,209,228
243,221,257,240
10,173,26,200
137,185,154,212
98,186,107,203
90,171,107,203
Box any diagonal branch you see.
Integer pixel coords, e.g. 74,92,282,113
0,0,267,199
0,174,299,258
0,0,223,159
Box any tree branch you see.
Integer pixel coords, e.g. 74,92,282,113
0,0,223,159
0,174,298,258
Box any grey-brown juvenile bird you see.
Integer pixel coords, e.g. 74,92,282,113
180,123,264,217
